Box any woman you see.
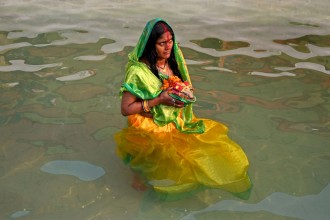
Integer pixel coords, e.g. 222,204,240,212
115,18,251,198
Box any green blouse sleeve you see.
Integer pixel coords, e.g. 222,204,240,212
120,64,162,99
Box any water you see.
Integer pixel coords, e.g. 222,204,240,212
0,0,329,219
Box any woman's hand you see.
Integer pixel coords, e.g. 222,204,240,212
159,89,184,108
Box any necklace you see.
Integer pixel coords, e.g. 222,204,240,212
156,61,167,70
156,60,172,76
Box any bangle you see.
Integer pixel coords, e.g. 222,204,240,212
141,100,150,113
144,100,150,112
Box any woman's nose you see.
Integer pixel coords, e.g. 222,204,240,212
165,42,171,49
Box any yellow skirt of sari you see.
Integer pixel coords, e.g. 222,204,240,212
114,114,251,196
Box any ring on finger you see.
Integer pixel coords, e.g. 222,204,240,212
172,98,176,103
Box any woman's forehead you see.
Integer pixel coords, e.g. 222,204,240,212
158,31,173,41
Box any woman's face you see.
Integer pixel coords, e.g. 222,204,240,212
155,31,173,60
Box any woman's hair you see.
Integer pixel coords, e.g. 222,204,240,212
140,21,182,80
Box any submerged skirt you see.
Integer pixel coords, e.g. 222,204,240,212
114,114,251,195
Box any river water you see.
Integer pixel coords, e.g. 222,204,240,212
1,0,329,219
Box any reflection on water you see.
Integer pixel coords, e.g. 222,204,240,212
191,38,250,51
40,160,105,181
1,0,330,219
181,183,330,220
274,34,330,54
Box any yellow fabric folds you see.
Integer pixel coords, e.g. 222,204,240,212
115,114,251,195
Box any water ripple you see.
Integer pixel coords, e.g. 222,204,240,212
0,60,62,72
249,71,296,77
181,183,330,220
276,62,330,75
0,42,31,53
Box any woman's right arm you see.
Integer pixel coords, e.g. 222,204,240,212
120,91,152,117
120,90,184,117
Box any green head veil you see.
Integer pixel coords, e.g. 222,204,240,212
121,18,204,134
127,18,191,82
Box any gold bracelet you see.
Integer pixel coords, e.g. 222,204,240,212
142,100,150,113
141,100,146,112
141,100,150,113
144,100,150,112
144,100,149,112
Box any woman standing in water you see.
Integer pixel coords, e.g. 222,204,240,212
115,18,251,198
